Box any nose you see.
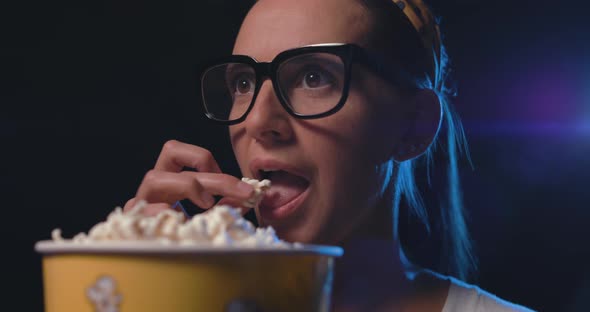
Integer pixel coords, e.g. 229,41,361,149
243,80,294,145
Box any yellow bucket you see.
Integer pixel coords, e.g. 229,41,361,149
35,241,342,312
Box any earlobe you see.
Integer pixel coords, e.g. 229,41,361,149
392,89,442,162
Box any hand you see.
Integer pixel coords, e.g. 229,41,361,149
123,140,254,216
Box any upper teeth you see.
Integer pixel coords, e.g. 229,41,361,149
260,169,278,176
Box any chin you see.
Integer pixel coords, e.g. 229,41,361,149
265,217,321,244
253,192,346,245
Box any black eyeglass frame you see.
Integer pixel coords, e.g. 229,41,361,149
197,43,412,125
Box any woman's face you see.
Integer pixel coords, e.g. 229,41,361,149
230,0,410,244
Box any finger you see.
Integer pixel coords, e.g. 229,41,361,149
154,140,222,173
136,170,216,208
123,198,171,216
179,172,255,200
124,198,187,217
123,198,138,213
142,203,173,217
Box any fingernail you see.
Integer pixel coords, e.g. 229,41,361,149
237,181,255,197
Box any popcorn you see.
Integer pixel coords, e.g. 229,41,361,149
51,229,64,242
241,178,271,208
51,178,299,248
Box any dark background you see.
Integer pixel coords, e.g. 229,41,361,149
2,0,589,311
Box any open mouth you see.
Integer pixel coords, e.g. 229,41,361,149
256,169,310,221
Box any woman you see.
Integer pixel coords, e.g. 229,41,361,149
124,0,534,311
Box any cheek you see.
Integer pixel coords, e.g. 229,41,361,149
297,105,387,242
313,89,402,163
302,92,390,196
351,68,410,156
305,88,403,204
229,127,249,174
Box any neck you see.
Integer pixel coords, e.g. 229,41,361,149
332,192,414,310
330,187,450,312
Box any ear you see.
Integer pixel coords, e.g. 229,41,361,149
392,89,442,162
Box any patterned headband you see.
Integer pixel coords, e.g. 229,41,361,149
393,0,442,87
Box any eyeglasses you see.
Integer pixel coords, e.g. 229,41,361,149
197,43,411,125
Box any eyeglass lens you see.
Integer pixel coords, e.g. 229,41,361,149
201,52,345,122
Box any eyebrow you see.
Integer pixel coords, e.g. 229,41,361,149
280,54,345,74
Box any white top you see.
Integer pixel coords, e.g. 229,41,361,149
442,277,536,312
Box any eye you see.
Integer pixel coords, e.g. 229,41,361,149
297,68,335,89
233,75,255,95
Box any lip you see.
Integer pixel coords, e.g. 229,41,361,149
259,186,310,222
249,158,310,182
248,158,311,222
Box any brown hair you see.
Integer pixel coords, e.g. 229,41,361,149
358,0,477,281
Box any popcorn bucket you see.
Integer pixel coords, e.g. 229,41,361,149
35,241,342,312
